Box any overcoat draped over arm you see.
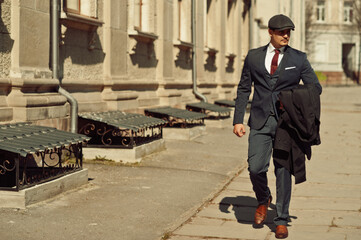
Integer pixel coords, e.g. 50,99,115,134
273,84,321,184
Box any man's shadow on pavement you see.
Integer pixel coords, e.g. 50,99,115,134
219,196,297,232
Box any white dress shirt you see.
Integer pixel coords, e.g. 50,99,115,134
265,43,285,74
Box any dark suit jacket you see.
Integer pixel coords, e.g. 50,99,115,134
273,84,321,184
233,44,322,129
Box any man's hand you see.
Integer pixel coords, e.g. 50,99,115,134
233,124,246,137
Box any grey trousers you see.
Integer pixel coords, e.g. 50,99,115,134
247,115,292,226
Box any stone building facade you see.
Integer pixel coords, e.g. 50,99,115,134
251,0,306,51
0,0,306,131
305,0,361,85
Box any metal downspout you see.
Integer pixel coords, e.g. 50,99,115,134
51,0,78,133
192,0,207,102
249,0,253,49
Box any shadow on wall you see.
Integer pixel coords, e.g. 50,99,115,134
0,2,14,54
204,54,217,72
129,41,158,68
226,59,235,73
242,0,251,20
175,49,192,70
60,27,105,66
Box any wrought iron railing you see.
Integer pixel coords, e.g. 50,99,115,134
186,102,231,119
214,99,236,108
78,111,166,148
144,107,206,128
0,123,89,191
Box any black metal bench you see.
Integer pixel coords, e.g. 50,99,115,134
186,102,231,119
215,99,252,112
78,111,167,148
0,123,89,191
144,107,207,128
214,99,235,108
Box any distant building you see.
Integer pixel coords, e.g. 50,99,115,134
305,0,360,85
251,0,306,51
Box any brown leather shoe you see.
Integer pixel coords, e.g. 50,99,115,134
275,225,288,239
254,196,272,225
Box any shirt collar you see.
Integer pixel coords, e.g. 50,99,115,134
268,43,286,54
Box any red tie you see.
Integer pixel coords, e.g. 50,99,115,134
270,49,280,75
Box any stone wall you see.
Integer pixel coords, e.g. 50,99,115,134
0,0,12,78
305,0,361,85
0,0,14,122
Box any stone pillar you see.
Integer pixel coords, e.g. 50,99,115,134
0,0,13,122
215,0,227,100
156,0,178,106
216,0,226,84
7,0,69,129
195,0,206,85
102,0,139,111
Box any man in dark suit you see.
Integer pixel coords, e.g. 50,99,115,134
233,14,322,239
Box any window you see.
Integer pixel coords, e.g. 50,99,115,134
204,0,216,50
316,0,325,22
173,0,193,51
61,0,102,36
176,0,192,43
64,0,98,18
315,42,328,62
344,1,353,23
132,0,155,33
65,0,80,13
134,0,142,30
128,0,158,44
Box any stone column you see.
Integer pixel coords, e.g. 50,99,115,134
156,0,180,107
102,0,139,111
215,0,227,100
7,0,68,129
0,0,13,122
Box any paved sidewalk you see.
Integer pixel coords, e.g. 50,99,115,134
0,111,247,240
167,86,361,240
0,86,359,240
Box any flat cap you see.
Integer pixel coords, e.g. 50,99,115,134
268,14,295,31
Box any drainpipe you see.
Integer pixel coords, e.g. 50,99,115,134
51,0,78,133
192,0,207,102
249,0,253,49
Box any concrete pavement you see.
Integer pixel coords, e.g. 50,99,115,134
0,113,247,239
167,86,361,240
0,86,360,240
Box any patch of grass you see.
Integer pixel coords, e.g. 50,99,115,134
161,232,172,240
62,157,78,165
83,156,141,167
315,71,327,82
94,155,115,162
330,217,338,228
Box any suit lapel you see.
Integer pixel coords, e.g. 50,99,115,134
257,45,272,89
260,45,268,74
